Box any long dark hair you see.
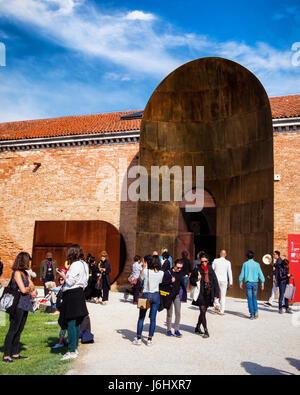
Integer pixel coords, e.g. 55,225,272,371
67,244,84,264
149,255,162,271
12,252,31,271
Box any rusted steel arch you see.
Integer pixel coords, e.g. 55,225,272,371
135,57,274,298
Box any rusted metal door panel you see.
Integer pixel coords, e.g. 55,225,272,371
32,220,125,286
34,221,67,246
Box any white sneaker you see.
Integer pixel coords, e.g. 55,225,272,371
147,339,153,346
60,352,78,361
132,337,142,346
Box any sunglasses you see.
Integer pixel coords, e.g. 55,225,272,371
201,260,208,263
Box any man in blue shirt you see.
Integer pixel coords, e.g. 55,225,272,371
239,250,265,320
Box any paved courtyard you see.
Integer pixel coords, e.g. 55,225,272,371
67,291,300,375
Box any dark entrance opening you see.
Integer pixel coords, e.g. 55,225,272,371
177,189,216,262
181,207,216,262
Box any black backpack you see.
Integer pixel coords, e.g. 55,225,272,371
158,275,176,312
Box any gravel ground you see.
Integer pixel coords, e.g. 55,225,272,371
67,291,300,375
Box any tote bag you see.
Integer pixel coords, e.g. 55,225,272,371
0,272,20,315
284,281,296,301
191,280,201,306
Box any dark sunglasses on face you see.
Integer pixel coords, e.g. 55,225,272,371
201,260,208,263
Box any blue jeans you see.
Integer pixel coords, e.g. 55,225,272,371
245,282,258,317
183,276,189,291
278,282,289,310
137,292,160,338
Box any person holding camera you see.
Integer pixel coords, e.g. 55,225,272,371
57,244,89,361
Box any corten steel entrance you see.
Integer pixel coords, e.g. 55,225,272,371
178,189,216,263
32,220,126,286
135,57,274,298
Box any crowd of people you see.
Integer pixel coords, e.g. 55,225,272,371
0,245,295,362
130,248,295,346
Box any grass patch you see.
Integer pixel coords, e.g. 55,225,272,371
0,311,72,375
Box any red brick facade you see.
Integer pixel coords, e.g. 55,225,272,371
274,131,300,257
0,143,139,284
0,99,299,286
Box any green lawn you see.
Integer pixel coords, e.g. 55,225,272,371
0,311,73,375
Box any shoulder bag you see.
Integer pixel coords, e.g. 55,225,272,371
137,269,151,310
0,271,21,315
159,270,175,311
284,278,296,301
128,274,138,285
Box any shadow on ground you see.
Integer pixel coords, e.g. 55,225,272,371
116,321,197,343
241,361,294,375
286,358,300,372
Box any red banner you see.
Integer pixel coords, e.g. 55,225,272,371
288,234,300,303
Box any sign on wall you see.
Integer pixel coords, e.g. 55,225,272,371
288,234,300,303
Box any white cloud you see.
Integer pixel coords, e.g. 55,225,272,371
0,0,297,79
0,0,299,123
0,0,181,76
124,10,156,21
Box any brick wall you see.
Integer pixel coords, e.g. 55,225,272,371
274,131,300,257
0,131,299,285
0,143,139,284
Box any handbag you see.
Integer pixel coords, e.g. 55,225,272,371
0,272,20,315
56,283,66,311
137,269,151,310
284,280,296,301
191,271,201,307
128,274,137,285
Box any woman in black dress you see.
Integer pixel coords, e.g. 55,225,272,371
98,251,111,305
84,255,102,302
3,252,36,363
190,253,220,338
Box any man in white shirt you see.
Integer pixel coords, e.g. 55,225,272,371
212,250,233,315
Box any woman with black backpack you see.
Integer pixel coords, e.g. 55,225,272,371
3,252,35,363
190,253,219,339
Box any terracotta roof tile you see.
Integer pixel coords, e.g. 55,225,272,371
269,95,300,119
0,110,142,141
0,95,299,141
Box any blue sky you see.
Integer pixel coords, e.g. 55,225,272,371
0,0,299,122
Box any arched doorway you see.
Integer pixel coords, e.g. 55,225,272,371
32,220,126,285
178,189,216,262
135,57,274,298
